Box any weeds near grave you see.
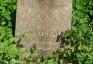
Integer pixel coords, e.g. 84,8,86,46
0,0,19,63
0,0,93,64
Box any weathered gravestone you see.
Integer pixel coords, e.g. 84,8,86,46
16,0,72,56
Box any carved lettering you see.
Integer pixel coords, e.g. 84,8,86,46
32,30,59,37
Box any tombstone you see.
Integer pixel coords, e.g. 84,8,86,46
16,0,72,56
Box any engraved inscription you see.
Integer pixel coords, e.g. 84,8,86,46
32,31,59,37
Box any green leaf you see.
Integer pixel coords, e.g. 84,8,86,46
1,21,6,25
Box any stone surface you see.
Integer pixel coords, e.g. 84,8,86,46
16,0,72,55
